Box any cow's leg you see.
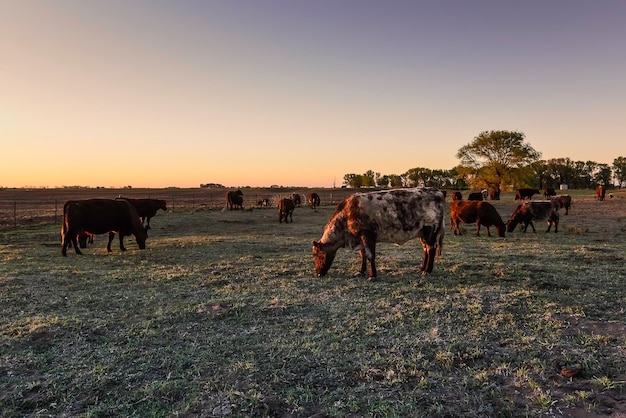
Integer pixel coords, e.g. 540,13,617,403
107,232,116,252
359,234,377,279
358,249,368,277
118,233,127,251
475,223,481,236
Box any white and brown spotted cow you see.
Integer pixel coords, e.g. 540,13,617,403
312,187,445,280
506,200,559,233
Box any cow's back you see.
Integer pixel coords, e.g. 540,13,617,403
66,199,141,234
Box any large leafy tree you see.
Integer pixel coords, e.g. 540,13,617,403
613,156,626,188
456,130,541,190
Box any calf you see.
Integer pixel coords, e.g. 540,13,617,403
506,201,559,233
449,200,505,237
278,198,295,223
312,187,445,279
596,185,606,201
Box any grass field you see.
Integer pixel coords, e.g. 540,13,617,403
1,188,625,417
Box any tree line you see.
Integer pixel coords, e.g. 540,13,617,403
343,130,626,191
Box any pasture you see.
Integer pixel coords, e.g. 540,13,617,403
1,188,625,417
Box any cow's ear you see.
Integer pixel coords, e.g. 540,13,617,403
312,240,320,248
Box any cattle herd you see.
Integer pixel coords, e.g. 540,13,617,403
61,186,609,280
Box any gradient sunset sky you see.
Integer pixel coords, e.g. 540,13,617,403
2,1,625,188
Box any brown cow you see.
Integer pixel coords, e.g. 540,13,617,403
61,199,148,256
489,187,500,200
515,188,540,200
116,197,167,229
226,190,244,210
308,192,321,209
596,185,606,201
312,188,445,279
449,200,506,237
551,195,572,215
506,200,559,233
278,198,295,223
543,187,556,198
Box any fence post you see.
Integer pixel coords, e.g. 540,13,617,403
14,201,17,228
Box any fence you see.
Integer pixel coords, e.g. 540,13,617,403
0,188,355,229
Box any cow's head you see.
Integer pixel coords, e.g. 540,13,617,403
159,200,168,211
506,204,526,233
312,240,336,277
135,226,148,249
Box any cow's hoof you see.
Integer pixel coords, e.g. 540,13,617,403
367,276,377,282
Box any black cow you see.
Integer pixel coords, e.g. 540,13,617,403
292,193,302,207
468,192,483,201
515,188,540,200
312,188,445,279
543,187,556,198
116,197,167,229
61,199,148,256
226,190,244,210
452,191,463,201
506,201,559,233
551,195,572,215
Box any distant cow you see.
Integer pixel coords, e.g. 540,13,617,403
312,188,445,279
452,191,463,201
278,198,295,223
449,200,506,237
596,185,606,201
506,201,559,233
543,187,556,198
308,192,321,209
257,198,271,208
551,195,572,215
515,188,540,200
489,187,500,200
61,199,148,256
226,190,244,210
116,197,167,229
468,192,483,201
292,193,302,207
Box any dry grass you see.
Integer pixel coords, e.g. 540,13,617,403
1,188,625,417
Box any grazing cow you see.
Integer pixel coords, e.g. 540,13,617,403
551,195,572,215
543,187,556,198
292,193,302,207
506,200,559,233
449,200,506,237
278,198,295,223
468,192,483,201
257,198,271,208
308,192,321,209
312,187,445,279
515,188,540,200
61,199,148,256
116,197,167,229
226,190,244,210
489,187,501,200
452,191,463,201
481,189,489,199
596,185,606,201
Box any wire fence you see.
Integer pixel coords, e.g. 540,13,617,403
0,188,355,229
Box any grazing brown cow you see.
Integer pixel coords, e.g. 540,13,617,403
551,195,572,215
468,192,483,201
515,188,540,200
489,187,500,200
543,187,556,198
226,190,244,210
452,191,463,201
596,185,606,201
506,200,559,233
308,192,321,209
116,197,167,229
312,188,445,279
278,198,295,223
61,199,147,256
449,200,506,237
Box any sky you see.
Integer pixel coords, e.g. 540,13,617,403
1,1,625,188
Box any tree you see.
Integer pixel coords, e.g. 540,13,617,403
456,130,541,190
613,156,626,188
